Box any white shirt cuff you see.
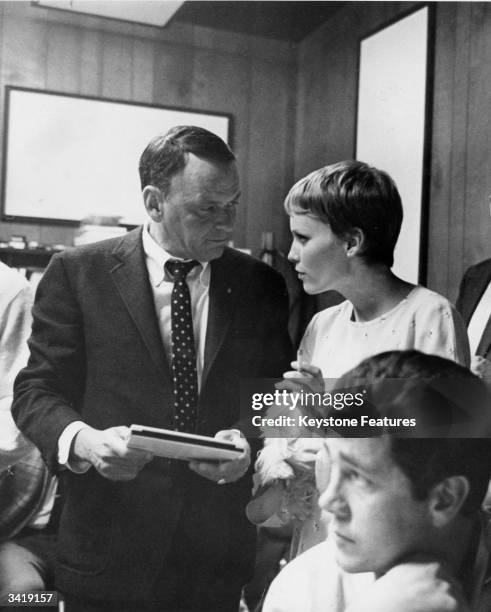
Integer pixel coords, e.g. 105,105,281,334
58,421,91,473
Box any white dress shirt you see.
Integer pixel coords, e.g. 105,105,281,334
141,224,210,388
58,226,211,471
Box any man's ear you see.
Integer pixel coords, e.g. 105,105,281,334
428,476,470,527
143,185,163,221
344,228,365,258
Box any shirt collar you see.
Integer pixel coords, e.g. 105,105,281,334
142,225,210,288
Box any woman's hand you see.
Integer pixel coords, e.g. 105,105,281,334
275,361,325,395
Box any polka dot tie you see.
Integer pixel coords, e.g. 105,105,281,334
165,259,200,433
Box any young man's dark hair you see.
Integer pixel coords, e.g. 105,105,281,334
264,351,491,612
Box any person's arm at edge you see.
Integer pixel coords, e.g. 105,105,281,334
0,282,35,470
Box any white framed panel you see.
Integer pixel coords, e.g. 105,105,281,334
356,6,430,283
1,87,231,226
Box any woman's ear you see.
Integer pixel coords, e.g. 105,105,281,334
344,228,365,258
143,185,163,221
428,476,470,528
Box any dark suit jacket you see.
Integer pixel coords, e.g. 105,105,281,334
12,228,292,601
456,258,491,358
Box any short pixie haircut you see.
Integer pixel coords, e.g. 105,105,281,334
139,125,235,194
284,160,403,267
332,350,491,517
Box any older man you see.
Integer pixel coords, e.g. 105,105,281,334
13,126,292,611
264,350,491,612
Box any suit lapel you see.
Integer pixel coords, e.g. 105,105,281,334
202,252,238,389
463,265,491,358
110,229,172,388
476,317,491,358
110,239,239,393
464,267,491,325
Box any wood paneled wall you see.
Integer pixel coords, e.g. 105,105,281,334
295,1,491,302
429,2,491,299
1,1,489,288
0,1,297,253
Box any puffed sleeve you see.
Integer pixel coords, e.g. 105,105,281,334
413,299,470,367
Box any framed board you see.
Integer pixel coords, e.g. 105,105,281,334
355,5,434,283
1,86,231,226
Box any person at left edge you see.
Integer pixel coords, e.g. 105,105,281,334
12,126,292,611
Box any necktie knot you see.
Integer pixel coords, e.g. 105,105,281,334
165,259,199,281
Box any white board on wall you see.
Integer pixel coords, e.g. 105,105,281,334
2,87,231,226
356,6,430,283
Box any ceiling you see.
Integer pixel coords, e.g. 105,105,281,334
173,1,346,43
33,1,186,27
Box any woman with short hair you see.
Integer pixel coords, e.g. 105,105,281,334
248,160,470,556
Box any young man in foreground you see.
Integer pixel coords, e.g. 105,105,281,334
264,350,491,612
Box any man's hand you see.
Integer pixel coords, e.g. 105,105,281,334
347,559,470,612
189,429,250,484
71,425,153,481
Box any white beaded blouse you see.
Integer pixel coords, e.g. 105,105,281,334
299,285,470,378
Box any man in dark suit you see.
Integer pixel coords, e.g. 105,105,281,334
12,126,292,611
456,258,491,381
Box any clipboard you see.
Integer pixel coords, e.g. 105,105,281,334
128,424,243,462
